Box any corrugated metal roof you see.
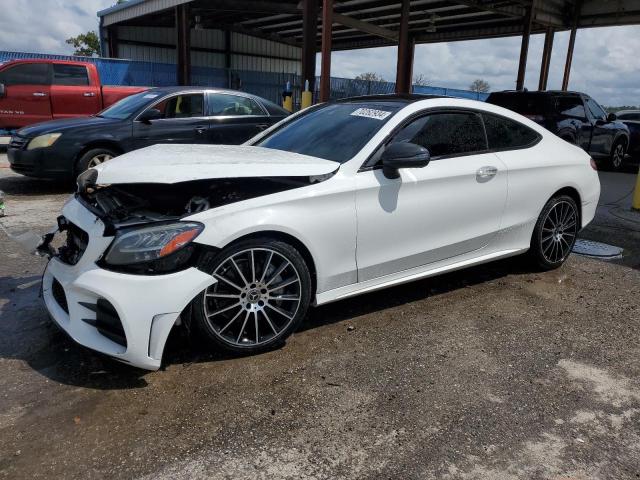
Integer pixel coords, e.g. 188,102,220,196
98,0,640,50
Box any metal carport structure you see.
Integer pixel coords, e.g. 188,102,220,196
98,0,640,101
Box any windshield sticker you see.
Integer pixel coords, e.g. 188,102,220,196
143,94,159,99
350,108,392,120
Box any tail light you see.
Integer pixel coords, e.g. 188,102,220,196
590,158,598,171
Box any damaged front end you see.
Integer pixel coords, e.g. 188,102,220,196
44,170,336,275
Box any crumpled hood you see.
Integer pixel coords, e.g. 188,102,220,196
92,144,339,184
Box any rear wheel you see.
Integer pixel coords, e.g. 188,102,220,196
608,139,626,171
529,195,579,270
76,148,117,175
192,238,312,354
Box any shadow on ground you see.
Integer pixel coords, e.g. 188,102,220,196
0,256,534,390
0,175,71,196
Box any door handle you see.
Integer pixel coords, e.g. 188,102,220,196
195,126,207,134
83,92,96,97
256,124,269,131
32,92,47,97
476,166,498,180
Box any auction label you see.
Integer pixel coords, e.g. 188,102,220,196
350,108,392,120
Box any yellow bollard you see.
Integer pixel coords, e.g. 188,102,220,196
282,81,293,113
301,79,313,110
633,166,640,211
283,94,293,113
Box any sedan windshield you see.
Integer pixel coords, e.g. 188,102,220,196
255,102,403,163
98,91,160,120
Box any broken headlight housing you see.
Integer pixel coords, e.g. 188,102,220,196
103,221,204,267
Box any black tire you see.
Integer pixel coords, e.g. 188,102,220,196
608,139,627,171
529,195,579,271
192,237,312,355
75,148,117,175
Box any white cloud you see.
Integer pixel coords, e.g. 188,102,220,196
0,2,638,105
325,26,640,106
0,0,113,56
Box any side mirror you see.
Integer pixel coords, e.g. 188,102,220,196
607,112,617,122
139,108,162,124
381,142,431,179
0,83,5,98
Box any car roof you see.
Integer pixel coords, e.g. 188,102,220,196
144,86,269,100
335,94,444,105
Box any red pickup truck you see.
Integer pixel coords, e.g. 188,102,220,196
0,59,147,131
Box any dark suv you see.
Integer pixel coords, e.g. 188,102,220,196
487,91,630,171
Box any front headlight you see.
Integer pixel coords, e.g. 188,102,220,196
27,133,62,150
103,222,204,266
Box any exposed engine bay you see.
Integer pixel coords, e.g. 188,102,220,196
78,175,333,231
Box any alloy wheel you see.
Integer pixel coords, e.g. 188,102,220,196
612,144,625,169
203,248,302,347
540,200,578,264
87,153,113,168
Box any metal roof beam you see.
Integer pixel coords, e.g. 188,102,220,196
332,12,399,40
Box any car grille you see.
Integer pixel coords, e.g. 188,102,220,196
9,135,29,150
58,219,89,266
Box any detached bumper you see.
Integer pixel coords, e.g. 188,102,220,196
42,196,215,370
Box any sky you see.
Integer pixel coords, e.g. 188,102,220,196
0,0,639,106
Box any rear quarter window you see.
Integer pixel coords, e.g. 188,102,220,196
482,113,541,150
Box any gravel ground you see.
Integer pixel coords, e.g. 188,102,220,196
1,153,640,479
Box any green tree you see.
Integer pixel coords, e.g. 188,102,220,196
469,79,490,93
66,31,100,57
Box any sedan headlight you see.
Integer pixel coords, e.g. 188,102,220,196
27,133,62,150
104,222,204,266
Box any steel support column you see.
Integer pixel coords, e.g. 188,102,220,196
319,0,333,102
107,27,119,58
395,0,413,94
302,0,319,93
516,1,535,90
562,1,581,91
538,27,554,90
176,4,191,86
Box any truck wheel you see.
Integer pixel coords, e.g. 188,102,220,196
192,237,312,355
608,140,626,171
76,148,117,174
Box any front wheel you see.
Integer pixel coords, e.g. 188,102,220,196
76,148,117,175
192,238,312,354
529,195,579,270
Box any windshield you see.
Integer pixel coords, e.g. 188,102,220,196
255,102,403,163
98,91,160,120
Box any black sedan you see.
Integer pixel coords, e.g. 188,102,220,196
7,87,289,179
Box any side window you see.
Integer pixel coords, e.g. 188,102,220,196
482,113,540,150
53,64,89,86
209,94,265,116
555,96,586,119
390,112,487,158
585,98,607,121
151,94,204,119
0,63,50,86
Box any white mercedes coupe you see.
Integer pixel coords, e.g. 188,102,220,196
40,95,600,370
